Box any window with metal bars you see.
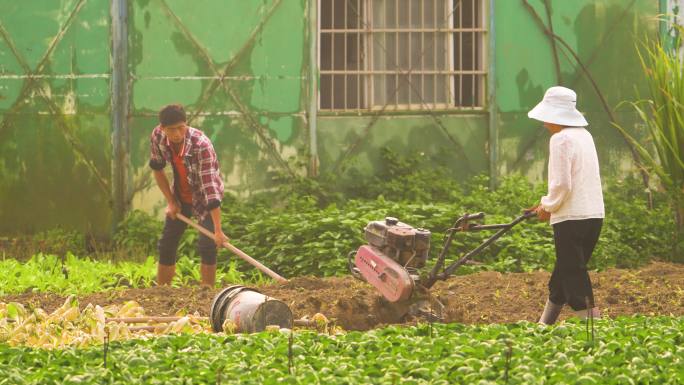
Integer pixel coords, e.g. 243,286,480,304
319,0,486,111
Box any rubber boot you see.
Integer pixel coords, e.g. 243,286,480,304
574,307,601,320
156,263,176,286
538,299,563,325
200,263,217,287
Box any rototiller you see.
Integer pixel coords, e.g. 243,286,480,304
349,211,535,320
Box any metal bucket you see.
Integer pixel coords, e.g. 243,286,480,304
209,285,293,333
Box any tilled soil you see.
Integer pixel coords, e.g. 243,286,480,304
3,262,683,331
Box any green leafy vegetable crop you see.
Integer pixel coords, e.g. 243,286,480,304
0,316,681,384
0,254,265,296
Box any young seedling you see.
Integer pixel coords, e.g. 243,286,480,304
585,296,595,347
504,340,513,384
60,253,68,280
216,365,223,385
103,329,110,369
288,329,294,375
428,300,433,339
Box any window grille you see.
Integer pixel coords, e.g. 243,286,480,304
319,0,486,111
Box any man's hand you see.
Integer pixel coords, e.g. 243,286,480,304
165,201,180,220
213,229,229,248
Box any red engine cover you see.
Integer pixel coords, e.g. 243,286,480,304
354,245,414,302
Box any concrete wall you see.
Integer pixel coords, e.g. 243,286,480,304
495,0,658,180
0,0,662,235
0,0,112,234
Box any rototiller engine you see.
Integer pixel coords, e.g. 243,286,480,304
349,211,534,319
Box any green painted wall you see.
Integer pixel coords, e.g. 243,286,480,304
0,0,663,236
0,0,112,235
128,0,309,214
318,0,659,190
495,0,659,180
317,114,489,183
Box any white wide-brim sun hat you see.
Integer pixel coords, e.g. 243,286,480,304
527,86,588,127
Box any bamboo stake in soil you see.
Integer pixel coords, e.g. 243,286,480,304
109,316,315,328
127,325,163,332
106,316,207,324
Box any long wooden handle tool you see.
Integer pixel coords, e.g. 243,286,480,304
176,213,288,283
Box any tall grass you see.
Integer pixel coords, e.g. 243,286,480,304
616,26,684,250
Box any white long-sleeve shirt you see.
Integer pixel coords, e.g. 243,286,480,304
541,127,605,225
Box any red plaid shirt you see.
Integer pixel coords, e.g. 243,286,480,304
149,125,224,220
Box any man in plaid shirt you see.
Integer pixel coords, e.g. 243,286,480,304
149,104,227,287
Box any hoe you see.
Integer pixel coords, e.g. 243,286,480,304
350,211,535,320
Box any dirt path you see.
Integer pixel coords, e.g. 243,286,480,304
3,262,683,330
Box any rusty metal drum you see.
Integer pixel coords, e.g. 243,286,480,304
210,285,293,333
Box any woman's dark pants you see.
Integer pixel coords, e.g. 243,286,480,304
548,218,603,311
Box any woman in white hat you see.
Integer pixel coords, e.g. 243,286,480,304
527,86,605,325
